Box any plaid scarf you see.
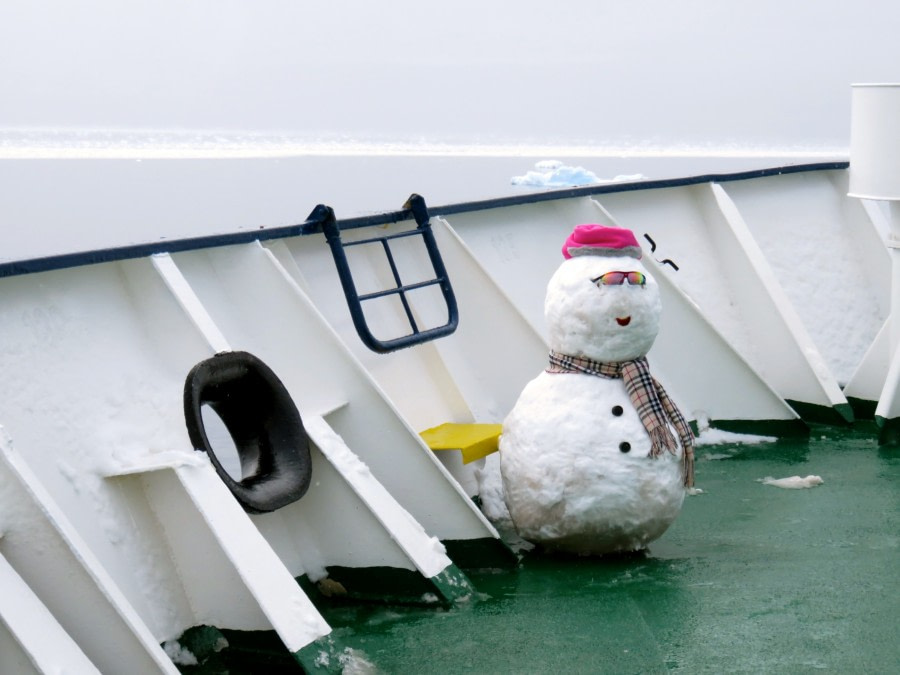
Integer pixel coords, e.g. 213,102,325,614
547,351,695,487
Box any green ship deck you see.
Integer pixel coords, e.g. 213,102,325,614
185,423,898,673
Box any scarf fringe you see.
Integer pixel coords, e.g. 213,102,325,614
682,445,695,489
648,425,678,457
649,426,695,488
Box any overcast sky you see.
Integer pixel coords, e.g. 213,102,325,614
2,0,899,147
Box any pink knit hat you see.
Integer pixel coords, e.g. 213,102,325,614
562,224,643,260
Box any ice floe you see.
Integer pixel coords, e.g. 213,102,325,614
511,159,645,187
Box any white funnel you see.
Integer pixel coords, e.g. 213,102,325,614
849,83,900,201
849,84,900,438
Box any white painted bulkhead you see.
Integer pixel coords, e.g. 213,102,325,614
0,242,496,664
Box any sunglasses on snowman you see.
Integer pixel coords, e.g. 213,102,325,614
591,271,647,287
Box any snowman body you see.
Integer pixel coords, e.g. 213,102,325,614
500,251,686,554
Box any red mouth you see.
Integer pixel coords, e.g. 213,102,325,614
616,316,631,326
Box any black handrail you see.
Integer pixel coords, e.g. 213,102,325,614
0,162,848,279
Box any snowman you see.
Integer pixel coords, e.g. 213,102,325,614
500,223,694,555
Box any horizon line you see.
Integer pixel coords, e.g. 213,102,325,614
0,126,848,160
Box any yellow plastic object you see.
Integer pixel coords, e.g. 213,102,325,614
419,423,502,464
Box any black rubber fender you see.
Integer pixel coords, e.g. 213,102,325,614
183,350,312,514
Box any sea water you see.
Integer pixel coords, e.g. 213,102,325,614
0,130,845,263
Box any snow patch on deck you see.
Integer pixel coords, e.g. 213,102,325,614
760,475,824,489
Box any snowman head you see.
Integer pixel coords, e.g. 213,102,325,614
545,224,661,362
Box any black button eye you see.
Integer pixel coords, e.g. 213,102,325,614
619,441,631,453
612,405,623,416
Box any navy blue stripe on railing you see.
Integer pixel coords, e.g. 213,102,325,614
0,161,848,279
428,161,850,219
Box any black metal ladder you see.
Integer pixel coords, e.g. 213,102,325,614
313,194,459,354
